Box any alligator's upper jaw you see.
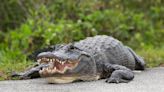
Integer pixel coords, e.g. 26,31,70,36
37,57,79,76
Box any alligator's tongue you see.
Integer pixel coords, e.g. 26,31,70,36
54,60,78,72
39,58,79,75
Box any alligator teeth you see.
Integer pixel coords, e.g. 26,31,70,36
54,67,56,70
49,62,54,69
43,58,46,61
46,68,49,71
43,68,46,71
52,67,56,73
68,60,72,63
49,70,53,74
56,59,59,63
37,59,41,62
46,58,48,60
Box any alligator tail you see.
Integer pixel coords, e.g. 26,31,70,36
126,46,146,70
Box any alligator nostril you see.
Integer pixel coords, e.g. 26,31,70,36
37,52,54,59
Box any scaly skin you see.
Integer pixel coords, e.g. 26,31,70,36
12,35,145,83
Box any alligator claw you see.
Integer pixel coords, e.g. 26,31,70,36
106,78,129,83
106,78,120,83
11,72,23,79
11,72,32,79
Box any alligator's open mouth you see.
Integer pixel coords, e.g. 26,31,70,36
37,57,79,75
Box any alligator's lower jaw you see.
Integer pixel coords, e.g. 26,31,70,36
46,76,78,84
45,75,101,84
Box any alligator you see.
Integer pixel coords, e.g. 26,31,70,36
12,35,145,84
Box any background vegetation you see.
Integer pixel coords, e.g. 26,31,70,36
0,0,164,80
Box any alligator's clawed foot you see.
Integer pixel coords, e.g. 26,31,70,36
11,72,29,79
11,64,49,80
11,71,40,79
105,78,130,83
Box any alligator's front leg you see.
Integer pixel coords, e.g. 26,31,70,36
12,64,48,79
103,64,134,83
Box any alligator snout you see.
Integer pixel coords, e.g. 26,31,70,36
37,52,55,59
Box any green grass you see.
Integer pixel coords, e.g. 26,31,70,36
0,48,33,80
137,48,164,68
0,47,164,81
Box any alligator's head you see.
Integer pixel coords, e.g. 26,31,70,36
37,44,98,83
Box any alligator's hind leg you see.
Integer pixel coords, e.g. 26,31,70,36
104,64,134,83
126,46,145,70
12,64,48,79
